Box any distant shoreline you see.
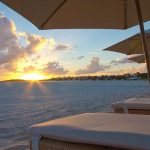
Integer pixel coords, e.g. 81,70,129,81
0,72,148,82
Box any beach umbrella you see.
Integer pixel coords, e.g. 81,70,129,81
1,0,150,81
103,30,149,78
129,54,145,63
1,0,149,30
104,31,150,55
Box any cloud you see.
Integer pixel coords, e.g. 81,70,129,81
75,57,110,75
0,15,46,61
43,62,69,75
77,56,84,60
0,63,17,73
53,43,72,51
23,66,38,73
111,57,134,65
22,62,69,75
0,14,22,64
24,34,46,53
0,13,71,77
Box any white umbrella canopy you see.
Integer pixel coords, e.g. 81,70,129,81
129,54,145,63
103,31,150,55
1,0,150,30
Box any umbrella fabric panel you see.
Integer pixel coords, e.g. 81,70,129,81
126,0,150,29
129,54,145,63
1,0,150,30
104,32,150,55
42,0,125,29
1,0,65,29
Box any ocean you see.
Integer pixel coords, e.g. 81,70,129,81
0,80,150,150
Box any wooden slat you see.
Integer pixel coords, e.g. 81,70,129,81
39,137,131,150
114,108,150,115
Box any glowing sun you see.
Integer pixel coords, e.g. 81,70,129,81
21,73,46,81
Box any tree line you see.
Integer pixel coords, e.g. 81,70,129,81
47,72,148,81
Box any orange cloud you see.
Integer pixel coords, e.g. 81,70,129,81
0,13,66,79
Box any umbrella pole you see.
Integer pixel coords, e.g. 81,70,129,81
135,0,150,83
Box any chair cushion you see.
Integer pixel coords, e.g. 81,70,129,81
112,98,150,109
27,113,150,150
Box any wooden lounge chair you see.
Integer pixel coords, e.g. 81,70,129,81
27,113,150,150
112,98,150,115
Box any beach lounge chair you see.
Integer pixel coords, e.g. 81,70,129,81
112,98,150,115
27,112,150,150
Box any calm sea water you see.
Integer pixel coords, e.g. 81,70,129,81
0,80,150,150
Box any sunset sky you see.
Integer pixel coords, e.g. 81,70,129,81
0,2,149,81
